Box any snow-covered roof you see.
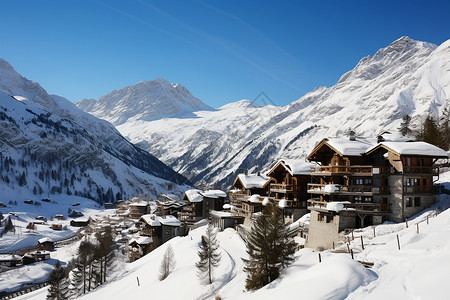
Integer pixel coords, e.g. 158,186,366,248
183,189,203,203
139,214,181,227
223,203,233,209
140,214,161,226
366,141,448,158
282,159,314,175
210,210,233,218
159,215,181,226
325,138,378,156
262,197,270,206
236,173,271,189
38,237,53,244
268,159,313,176
199,190,227,198
130,236,153,245
326,201,351,212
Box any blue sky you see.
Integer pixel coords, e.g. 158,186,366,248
0,0,449,107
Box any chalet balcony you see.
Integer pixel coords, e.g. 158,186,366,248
307,199,390,213
307,183,374,195
403,166,438,174
270,183,301,193
310,165,383,176
403,185,434,194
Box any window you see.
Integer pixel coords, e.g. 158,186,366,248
406,197,412,207
355,179,363,185
354,196,362,202
326,215,334,223
414,197,421,207
406,178,419,186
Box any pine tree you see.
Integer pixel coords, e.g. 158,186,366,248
439,107,450,150
195,223,221,284
423,115,440,146
47,260,69,300
398,115,412,137
159,244,176,281
242,201,298,291
95,227,116,284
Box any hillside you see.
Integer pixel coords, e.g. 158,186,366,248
0,59,189,203
76,36,450,189
14,182,450,300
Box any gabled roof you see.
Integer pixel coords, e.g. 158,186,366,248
233,173,271,189
140,214,181,227
38,237,53,244
199,190,227,198
308,138,378,160
366,141,448,158
183,189,203,203
267,159,312,176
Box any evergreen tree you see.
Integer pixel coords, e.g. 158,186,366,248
47,260,69,300
242,201,298,291
423,115,440,146
159,244,176,281
95,227,116,284
439,107,450,150
195,223,221,284
398,115,413,137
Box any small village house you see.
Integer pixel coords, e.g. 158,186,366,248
37,237,54,250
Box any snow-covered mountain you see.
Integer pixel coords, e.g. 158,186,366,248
75,78,213,126
0,58,189,203
76,36,450,189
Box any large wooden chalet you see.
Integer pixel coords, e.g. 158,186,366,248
306,135,447,249
229,173,272,218
266,159,312,221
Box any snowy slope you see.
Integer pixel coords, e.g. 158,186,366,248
76,37,450,189
75,78,213,126
15,187,450,300
0,58,189,203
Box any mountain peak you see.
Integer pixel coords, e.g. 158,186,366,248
76,78,212,126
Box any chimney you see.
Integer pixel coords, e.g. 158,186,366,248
377,135,385,143
244,170,248,175
257,171,261,176
349,130,356,141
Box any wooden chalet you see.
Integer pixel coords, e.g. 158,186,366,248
129,200,150,219
305,135,447,249
0,255,22,267
37,237,54,250
266,159,312,221
178,189,227,224
229,173,272,218
210,210,245,230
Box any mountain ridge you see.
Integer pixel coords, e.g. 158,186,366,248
75,36,450,188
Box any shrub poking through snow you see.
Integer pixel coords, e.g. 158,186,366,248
196,223,221,284
243,201,298,290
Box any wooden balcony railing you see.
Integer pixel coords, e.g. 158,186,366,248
307,183,374,194
270,183,301,193
310,165,378,175
307,199,390,213
403,166,437,174
403,185,434,194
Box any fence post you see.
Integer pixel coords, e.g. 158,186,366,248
352,230,354,240
347,243,350,253
350,248,354,260
360,236,364,250
416,223,419,234
405,218,408,228
137,276,140,286
397,234,400,250
318,253,321,263
332,241,335,250
427,216,429,225
373,227,376,238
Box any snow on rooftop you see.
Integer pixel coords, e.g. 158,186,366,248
237,173,271,189
199,190,227,199
368,141,448,157
278,199,291,208
140,214,161,226
38,237,53,244
159,215,181,226
129,202,149,207
211,210,233,218
130,236,153,245
184,189,203,203
326,138,378,156
281,159,314,175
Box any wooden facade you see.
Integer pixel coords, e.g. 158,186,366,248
305,137,447,249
